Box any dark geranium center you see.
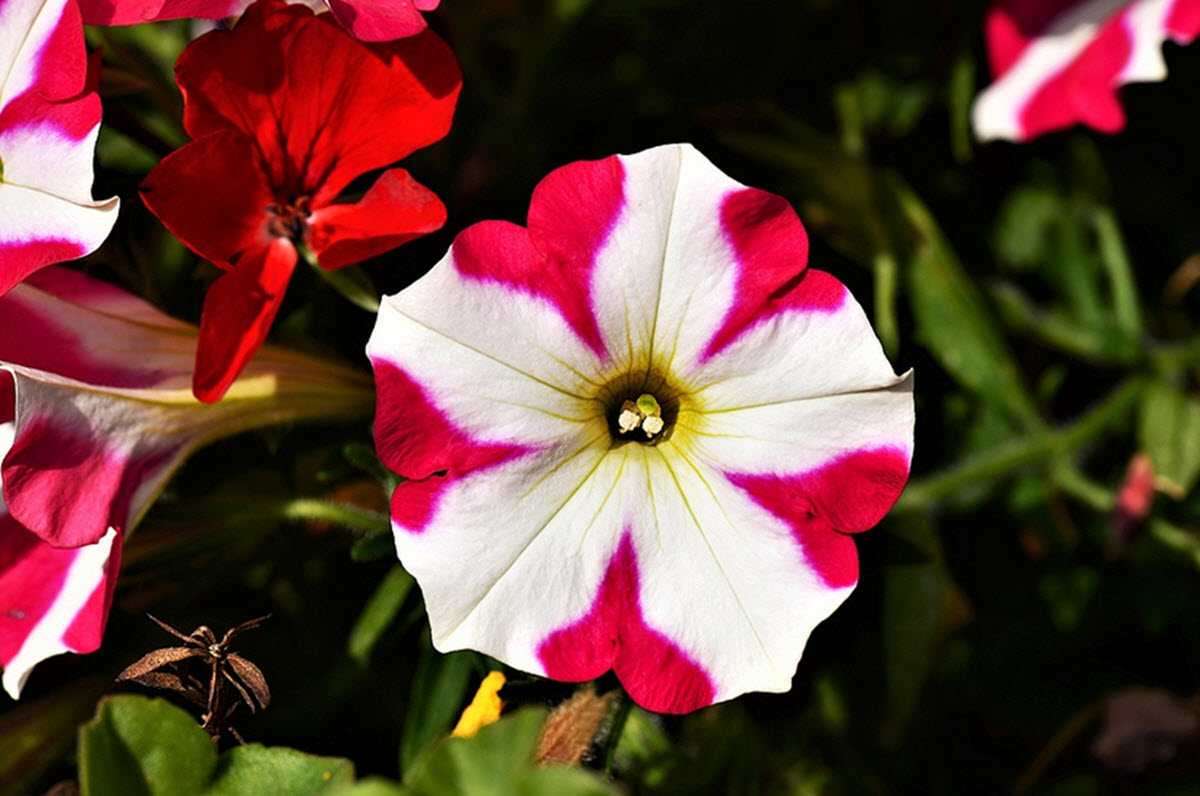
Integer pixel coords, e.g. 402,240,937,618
266,196,312,241
597,368,681,446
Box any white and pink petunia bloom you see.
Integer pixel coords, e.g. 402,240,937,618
0,403,121,700
974,0,1200,142
0,268,374,697
76,0,440,42
367,144,915,714
0,0,119,294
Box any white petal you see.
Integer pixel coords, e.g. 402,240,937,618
685,380,915,478
686,279,901,409
0,181,118,263
369,271,597,447
626,446,854,702
588,144,744,375
399,430,624,673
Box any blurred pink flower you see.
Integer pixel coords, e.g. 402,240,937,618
974,0,1200,142
0,268,372,697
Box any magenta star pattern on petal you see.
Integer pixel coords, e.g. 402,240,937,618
367,144,914,714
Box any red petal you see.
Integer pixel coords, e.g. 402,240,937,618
140,130,274,264
177,0,460,203
193,239,296,403
307,168,445,270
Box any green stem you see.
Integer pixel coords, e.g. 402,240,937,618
1091,206,1143,340
990,283,1136,365
1050,462,1115,512
896,378,1146,511
1149,520,1200,570
1148,337,1200,373
948,55,975,165
602,690,633,777
278,499,389,535
297,245,381,313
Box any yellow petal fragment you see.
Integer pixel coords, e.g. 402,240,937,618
451,670,506,738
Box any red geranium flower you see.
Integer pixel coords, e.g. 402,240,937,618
141,0,460,402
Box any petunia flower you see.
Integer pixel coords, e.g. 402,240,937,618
367,144,915,714
141,0,459,403
76,0,439,43
0,0,119,295
0,408,121,700
0,267,374,697
974,0,1200,142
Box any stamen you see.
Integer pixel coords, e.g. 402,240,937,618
266,196,312,241
616,393,666,439
618,400,642,433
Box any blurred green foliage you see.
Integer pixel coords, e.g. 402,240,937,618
6,0,1200,794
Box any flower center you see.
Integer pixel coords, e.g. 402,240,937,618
597,368,681,446
266,196,312,241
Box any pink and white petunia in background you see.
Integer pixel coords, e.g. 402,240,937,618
77,0,440,42
0,0,119,294
0,268,374,698
367,144,915,714
974,0,1200,142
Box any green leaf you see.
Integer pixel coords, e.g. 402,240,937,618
329,778,408,796
404,709,616,796
612,707,672,779
399,649,477,773
348,565,415,664
891,177,1040,423
79,695,216,796
208,745,354,796
79,695,356,796
993,185,1062,272
1139,381,1200,499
